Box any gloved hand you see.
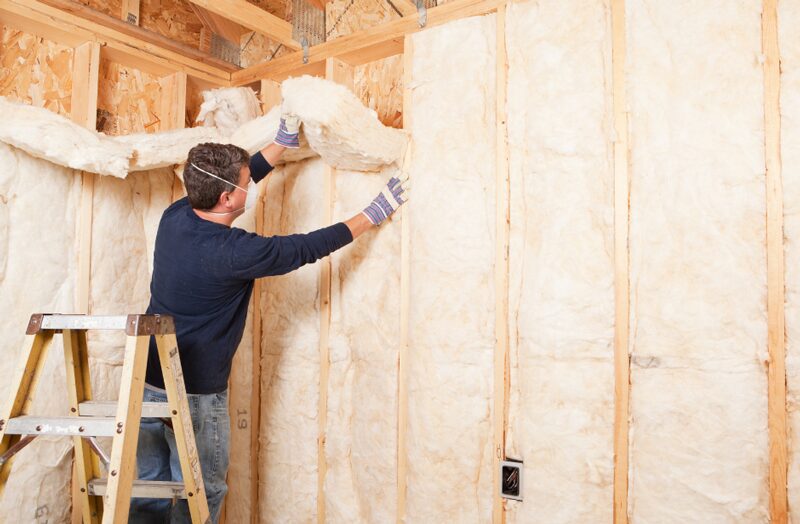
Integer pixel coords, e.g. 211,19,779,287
274,114,301,148
362,173,409,226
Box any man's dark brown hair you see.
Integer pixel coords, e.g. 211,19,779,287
184,143,250,210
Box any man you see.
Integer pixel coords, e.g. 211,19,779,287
129,114,408,523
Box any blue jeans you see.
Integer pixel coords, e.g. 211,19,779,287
129,386,230,523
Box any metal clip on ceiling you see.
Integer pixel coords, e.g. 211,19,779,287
301,36,310,64
416,0,427,27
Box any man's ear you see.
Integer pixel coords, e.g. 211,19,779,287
216,190,232,209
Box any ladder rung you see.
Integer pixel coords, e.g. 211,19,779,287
40,315,129,331
4,416,117,437
79,401,171,418
26,313,175,336
88,478,187,499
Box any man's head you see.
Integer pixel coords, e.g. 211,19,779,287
184,143,251,212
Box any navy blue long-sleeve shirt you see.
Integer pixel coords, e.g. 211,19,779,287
145,152,353,393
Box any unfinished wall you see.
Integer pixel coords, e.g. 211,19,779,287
783,0,800,519
258,158,325,522
324,167,401,522
405,14,496,522
6,1,800,522
504,0,615,521
88,169,174,399
0,143,80,523
627,0,769,520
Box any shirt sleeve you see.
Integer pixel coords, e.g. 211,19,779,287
229,222,354,280
249,151,274,183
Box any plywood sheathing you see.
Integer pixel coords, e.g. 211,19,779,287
97,60,164,135
0,25,73,117
139,0,204,48
240,32,292,69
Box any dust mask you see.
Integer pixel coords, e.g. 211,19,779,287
190,163,257,215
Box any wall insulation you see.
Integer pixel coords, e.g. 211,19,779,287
504,1,615,522
627,0,769,520
783,0,800,518
88,170,175,399
0,143,80,523
405,15,496,522
325,166,401,522
258,158,326,522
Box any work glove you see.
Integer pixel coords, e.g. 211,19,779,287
275,113,301,148
362,173,410,226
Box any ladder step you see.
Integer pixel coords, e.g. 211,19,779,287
4,416,117,437
79,401,171,418
26,313,175,336
39,315,129,331
88,478,187,499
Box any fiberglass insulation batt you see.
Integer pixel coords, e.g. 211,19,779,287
626,0,769,520
782,0,800,519
405,14,496,522
325,166,401,522
88,170,174,400
0,143,80,523
503,0,615,521
258,158,326,522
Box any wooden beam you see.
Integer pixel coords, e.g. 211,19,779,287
0,0,233,83
492,5,508,524
185,0,300,51
121,0,139,25
316,57,354,524
397,33,412,523
158,72,187,131
251,78,281,524
69,40,100,524
391,0,417,18
763,0,787,521
71,40,100,317
611,0,630,522
231,0,504,85
158,71,188,202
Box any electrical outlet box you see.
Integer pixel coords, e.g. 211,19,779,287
500,459,523,501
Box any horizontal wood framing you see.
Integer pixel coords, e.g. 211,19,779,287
231,0,504,84
186,0,301,50
0,0,233,83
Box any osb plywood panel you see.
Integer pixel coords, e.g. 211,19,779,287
0,26,73,117
77,0,202,49
97,60,162,135
354,55,402,128
326,0,398,39
78,0,121,18
140,0,204,49
240,31,293,69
